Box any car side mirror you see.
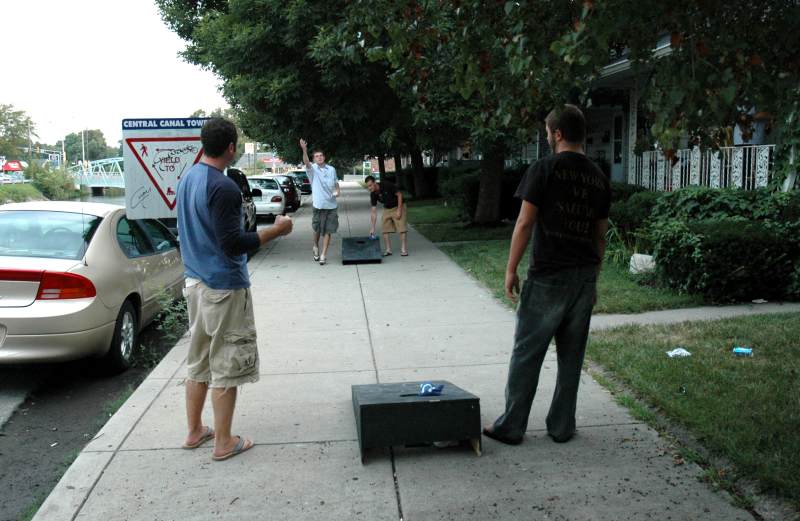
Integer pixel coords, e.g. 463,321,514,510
251,188,262,197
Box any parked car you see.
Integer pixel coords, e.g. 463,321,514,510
248,176,286,218
159,167,259,237
225,168,259,233
0,201,184,371
267,174,302,212
289,169,312,194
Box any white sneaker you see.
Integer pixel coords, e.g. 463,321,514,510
319,256,327,266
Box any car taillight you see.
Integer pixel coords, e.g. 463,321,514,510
0,269,44,282
36,272,96,300
271,196,282,203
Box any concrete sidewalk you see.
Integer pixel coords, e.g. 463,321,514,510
34,182,797,521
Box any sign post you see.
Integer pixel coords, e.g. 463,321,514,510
122,118,208,219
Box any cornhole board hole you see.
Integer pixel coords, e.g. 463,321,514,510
351,381,481,463
342,236,382,265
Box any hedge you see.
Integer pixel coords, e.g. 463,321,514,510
651,218,800,302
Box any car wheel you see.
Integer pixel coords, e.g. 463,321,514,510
102,300,138,374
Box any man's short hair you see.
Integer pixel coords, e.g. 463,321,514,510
364,175,376,183
545,104,586,144
312,148,324,156
201,117,238,158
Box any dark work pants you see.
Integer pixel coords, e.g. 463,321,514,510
492,265,597,441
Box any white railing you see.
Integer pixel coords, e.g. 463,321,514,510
631,144,776,191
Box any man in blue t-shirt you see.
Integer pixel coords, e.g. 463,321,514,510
483,105,611,446
299,138,340,265
177,117,292,461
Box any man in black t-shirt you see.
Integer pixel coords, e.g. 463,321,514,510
365,175,409,256
483,105,611,446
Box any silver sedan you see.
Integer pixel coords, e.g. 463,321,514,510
0,201,184,372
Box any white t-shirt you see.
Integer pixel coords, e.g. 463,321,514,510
308,163,338,209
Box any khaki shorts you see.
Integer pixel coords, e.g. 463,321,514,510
312,207,339,235
381,204,408,234
184,282,259,388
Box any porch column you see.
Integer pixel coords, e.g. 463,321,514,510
627,85,639,184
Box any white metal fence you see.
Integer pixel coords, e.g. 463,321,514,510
631,144,776,191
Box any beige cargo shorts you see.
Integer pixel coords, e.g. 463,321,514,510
184,281,259,388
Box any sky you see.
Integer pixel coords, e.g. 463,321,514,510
1,0,228,148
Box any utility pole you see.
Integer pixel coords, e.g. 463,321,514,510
81,128,86,174
27,121,32,161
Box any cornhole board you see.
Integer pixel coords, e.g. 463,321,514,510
342,236,382,265
351,381,481,463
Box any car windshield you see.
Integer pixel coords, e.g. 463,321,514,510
0,210,103,260
249,178,280,190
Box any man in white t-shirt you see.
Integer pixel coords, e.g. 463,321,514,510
300,139,340,265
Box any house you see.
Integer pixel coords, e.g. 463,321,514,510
586,35,778,191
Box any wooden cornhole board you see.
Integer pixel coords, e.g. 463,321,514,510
351,381,482,463
342,236,382,265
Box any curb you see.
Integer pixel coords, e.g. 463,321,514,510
32,337,190,521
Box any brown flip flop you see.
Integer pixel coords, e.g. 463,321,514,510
212,436,254,461
182,426,215,449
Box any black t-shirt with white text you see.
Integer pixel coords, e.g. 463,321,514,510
515,151,611,273
370,180,400,209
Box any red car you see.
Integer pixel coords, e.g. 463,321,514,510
266,175,302,212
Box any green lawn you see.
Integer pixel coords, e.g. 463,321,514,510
588,313,800,506
0,183,44,204
408,199,702,314
438,239,701,313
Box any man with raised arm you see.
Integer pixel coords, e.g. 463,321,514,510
300,138,340,265
177,117,293,461
483,105,610,446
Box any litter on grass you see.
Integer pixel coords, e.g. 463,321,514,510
666,347,692,358
733,346,754,357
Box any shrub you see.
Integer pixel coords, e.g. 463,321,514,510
26,163,78,200
610,181,647,203
651,219,799,302
649,186,800,224
439,165,481,220
500,164,526,221
609,190,661,239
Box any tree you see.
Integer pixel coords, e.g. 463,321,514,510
548,0,800,171
0,104,36,158
346,1,578,222
63,129,116,163
157,0,406,170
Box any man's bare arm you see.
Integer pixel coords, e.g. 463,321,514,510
370,206,377,235
299,138,312,172
396,191,404,218
505,201,538,302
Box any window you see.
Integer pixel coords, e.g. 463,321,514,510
116,218,154,258
613,115,623,164
0,210,102,260
139,219,178,252
250,178,280,190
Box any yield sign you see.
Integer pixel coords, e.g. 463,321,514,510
125,137,203,210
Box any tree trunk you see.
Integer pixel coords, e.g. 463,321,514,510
392,150,406,190
378,155,386,179
411,147,431,198
473,142,504,224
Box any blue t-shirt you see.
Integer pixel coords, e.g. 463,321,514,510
308,163,338,209
176,163,260,289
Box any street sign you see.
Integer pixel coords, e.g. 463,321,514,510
122,118,208,219
244,142,255,155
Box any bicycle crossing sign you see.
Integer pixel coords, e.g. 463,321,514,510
122,118,208,219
